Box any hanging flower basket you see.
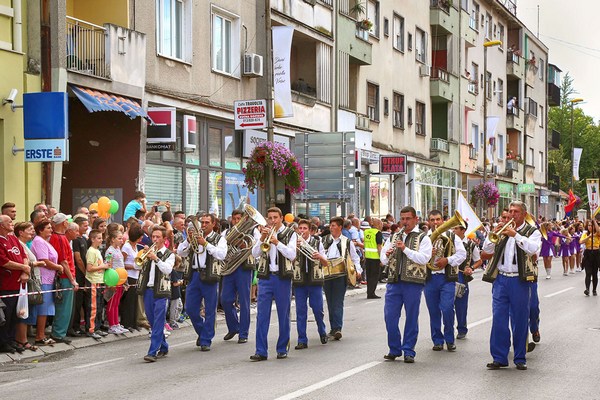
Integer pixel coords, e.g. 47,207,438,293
470,181,500,208
243,142,305,195
358,19,373,30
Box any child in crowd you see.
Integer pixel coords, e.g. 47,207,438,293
105,230,128,334
86,229,110,340
558,228,572,276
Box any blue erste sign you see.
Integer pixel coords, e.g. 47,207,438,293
24,139,68,162
23,92,68,139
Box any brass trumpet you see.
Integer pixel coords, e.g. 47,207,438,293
261,227,276,253
135,243,157,267
489,219,515,244
298,235,319,261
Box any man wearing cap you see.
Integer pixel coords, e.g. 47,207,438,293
363,219,383,299
49,213,79,344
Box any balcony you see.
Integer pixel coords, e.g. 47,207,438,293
548,81,561,107
506,52,524,80
66,17,146,87
430,0,458,35
462,77,476,109
506,159,519,171
337,12,372,65
430,67,458,103
460,10,477,47
549,129,560,150
272,0,333,34
506,107,524,132
431,138,449,153
469,146,478,160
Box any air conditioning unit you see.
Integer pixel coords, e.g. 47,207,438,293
243,53,263,77
419,64,431,77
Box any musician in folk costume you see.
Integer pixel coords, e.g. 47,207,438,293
220,209,258,344
482,201,541,371
452,223,482,339
380,206,432,363
293,220,328,350
424,210,466,352
322,217,361,341
139,225,175,362
177,213,227,351
250,207,297,361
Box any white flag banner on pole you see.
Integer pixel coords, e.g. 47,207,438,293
573,147,583,182
272,26,294,118
485,116,500,165
586,178,600,217
457,191,482,238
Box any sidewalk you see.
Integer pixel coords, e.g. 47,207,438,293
0,282,380,365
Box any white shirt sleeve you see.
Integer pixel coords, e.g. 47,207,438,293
156,252,175,276
447,234,467,266
380,237,394,266
514,229,542,256
251,229,264,259
403,236,433,265
177,239,190,257
206,236,228,261
277,232,297,261
471,244,481,262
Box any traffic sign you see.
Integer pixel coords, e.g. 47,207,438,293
234,99,267,130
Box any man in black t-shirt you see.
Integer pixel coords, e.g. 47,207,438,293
70,216,90,336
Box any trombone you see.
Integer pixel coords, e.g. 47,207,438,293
135,243,157,267
261,226,276,253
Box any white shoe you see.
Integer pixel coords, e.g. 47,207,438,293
117,326,129,334
164,329,171,337
108,325,121,335
545,275,551,280
563,273,568,276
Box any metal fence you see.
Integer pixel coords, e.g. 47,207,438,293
66,16,109,79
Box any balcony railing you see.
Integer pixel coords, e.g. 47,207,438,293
507,51,520,64
469,146,478,160
507,106,520,117
431,67,450,83
430,0,450,13
66,16,109,79
467,81,478,95
506,159,519,171
431,138,449,152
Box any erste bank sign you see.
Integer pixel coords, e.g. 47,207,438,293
25,139,68,162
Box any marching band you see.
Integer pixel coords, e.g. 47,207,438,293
133,201,600,372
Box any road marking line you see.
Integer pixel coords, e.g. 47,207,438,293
544,287,574,298
467,316,492,329
170,340,196,348
73,357,124,369
274,361,381,400
364,301,377,305
0,379,30,388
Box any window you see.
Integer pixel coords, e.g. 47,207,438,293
538,58,544,81
212,6,241,76
526,98,538,117
383,17,389,36
461,0,469,11
471,123,479,148
485,12,492,39
539,151,544,172
497,23,505,48
471,2,479,31
392,14,405,52
539,105,544,127
367,82,379,121
497,134,505,160
497,78,503,105
383,97,389,116
528,147,534,167
407,32,413,51
485,71,492,100
408,107,413,126
415,28,427,63
393,92,404,129
208,126,223,167
367,0,380,37
157,0,190,62
416,101,426,135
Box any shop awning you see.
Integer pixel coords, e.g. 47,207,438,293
70,85,150,120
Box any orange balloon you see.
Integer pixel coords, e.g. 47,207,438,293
89,203,99,212
116,268,128,286
467,232,476,239
98,196,111,213
284,213,294,224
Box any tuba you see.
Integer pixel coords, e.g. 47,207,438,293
221,204,267,276
187,217,205,254
427,210,466,271
135,243,157,267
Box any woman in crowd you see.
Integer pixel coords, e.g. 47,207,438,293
105,229,128,334
540,222,557,279
14,222,45,351
581,219,600,296
574,223,584,272
28,220,63,346
568,225,580,273
558,228,572,276
120,223,144,331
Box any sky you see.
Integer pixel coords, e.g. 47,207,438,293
517,1,600,122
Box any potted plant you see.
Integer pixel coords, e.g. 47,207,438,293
243,142,305,195
470,181,500,208
358,18,373,30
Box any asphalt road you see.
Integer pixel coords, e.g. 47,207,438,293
1,258,599,400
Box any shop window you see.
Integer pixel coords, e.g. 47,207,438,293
224,172,258,218
208,127,223,167
208,170,223,217
224,128,242,170
185,168,200,216
145,164,183,209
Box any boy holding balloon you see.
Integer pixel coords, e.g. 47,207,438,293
86,229,111,340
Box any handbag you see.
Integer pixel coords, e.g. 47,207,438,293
27,272,43,305
54,274,63,303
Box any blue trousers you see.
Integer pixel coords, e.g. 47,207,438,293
221,268,253,339
51,278,74,339
255,275,292,357
529,282,540,334
323,276,347,331
384,281,424,357
424,274,456,345
490,274,531,365
185,270,218,346
143,288,168,357
455,272,470,335
294,285,326,345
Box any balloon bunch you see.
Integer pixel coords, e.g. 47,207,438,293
103,268,128,287
89,197,120,219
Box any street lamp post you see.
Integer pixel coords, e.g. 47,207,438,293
570,98,584,190
482,40,502,183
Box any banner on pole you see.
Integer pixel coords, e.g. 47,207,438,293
485,116,500,165
587,179,600,217
457,191,482,238
573,147,583,181
272,26,294,118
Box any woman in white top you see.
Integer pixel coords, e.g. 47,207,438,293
120,224,144,331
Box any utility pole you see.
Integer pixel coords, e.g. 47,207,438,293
265,0,275,208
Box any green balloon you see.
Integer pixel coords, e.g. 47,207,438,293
103,269,119,287
109,199,119,214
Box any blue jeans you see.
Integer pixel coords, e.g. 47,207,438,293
323,276,347,331
294,285,326,345
221,268,253,339
490,274,531,365
454,272,469,335
185,270,218,346
384,281,424,357
424,274,456,345
529,282,540,334
255,275,292,357
143,288,168,357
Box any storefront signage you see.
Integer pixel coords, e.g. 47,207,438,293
146,142,176,151
183,115,197,149
360,149,380,164
147,107,176,143
243,130,290,157
518,183,535,194
497,182,514,195
540,195,549,204
24,92,69,139
379,155,407,174
24,139,68,162
234,99,267,130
